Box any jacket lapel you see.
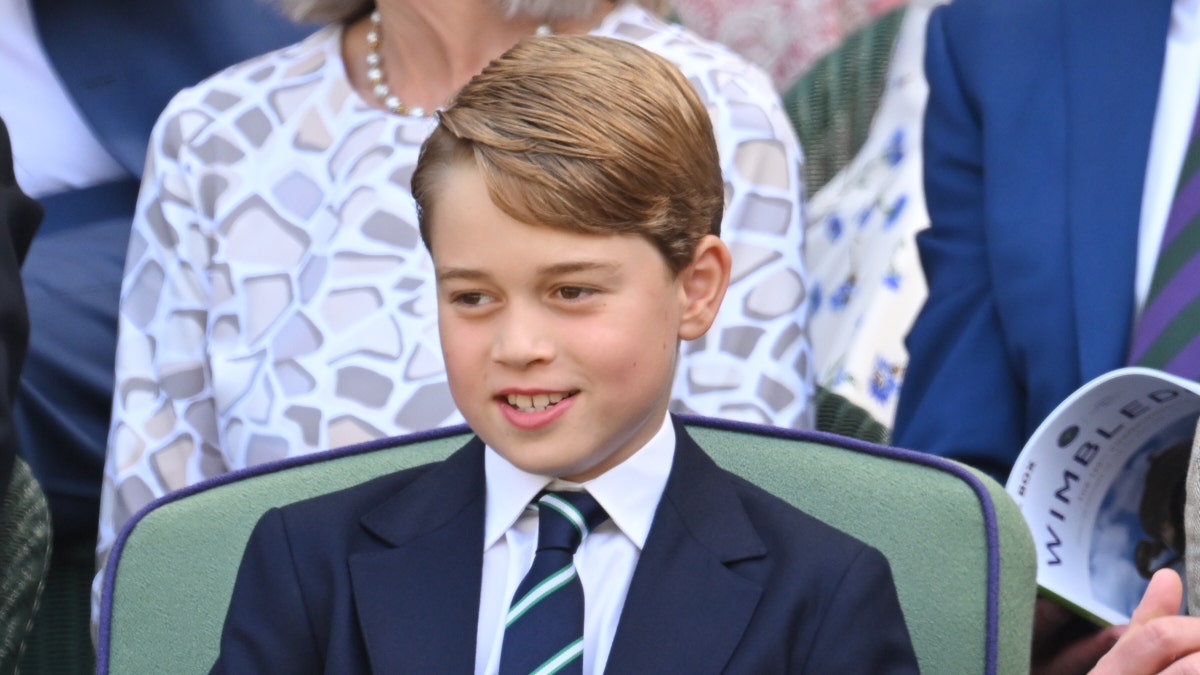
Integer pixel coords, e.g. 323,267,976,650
605,421,766,673
1063,0,1171,379
349,438,487,673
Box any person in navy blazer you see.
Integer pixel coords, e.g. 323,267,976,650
214,36,917,674
892,0,1192,670
893,0,1175,482
15,0,313,546
214,421,916,674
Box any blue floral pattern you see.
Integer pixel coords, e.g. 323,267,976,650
804,1,941,427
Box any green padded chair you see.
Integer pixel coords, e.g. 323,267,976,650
814,384,891,445
97,416,1035,674
783,5,908,198
0,457,53,673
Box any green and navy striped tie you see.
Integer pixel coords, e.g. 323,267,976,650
1129,101,1200,379
498,490,608,675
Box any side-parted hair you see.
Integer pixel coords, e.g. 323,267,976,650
271,0,668,28
410,35,723,275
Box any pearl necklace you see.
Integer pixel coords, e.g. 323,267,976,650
366,10,552,118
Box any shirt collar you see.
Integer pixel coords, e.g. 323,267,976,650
482,414,676,550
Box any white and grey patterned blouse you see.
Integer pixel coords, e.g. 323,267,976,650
98,3,812,567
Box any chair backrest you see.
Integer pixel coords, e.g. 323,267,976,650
783,5,907,197
97,416,1035,674
813,383,891,444
0,457,52,673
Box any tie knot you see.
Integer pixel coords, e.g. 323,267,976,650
535,491,608,554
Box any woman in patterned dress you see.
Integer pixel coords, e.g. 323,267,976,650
95,0,813,620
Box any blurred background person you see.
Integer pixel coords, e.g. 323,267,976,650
893,0,1198,670
677,0,905,87
1,0,311,666
0,114,45,673
3,0,310,550
0,116,38,520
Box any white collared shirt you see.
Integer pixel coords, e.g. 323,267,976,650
474,414,675,675
1136,0,1200,311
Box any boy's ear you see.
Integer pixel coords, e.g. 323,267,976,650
678,235,732,341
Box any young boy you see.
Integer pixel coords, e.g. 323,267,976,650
212,36,916,674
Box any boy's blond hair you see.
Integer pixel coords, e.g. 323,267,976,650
410,34,723,274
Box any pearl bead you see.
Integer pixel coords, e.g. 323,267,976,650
367,9,550,118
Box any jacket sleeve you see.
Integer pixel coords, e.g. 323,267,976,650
211,508,322,674
799,544,919,673
891,3,1025,481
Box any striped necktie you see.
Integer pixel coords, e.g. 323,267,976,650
1128,101,1200,379
498,490,609,675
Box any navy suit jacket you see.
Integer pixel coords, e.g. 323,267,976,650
213,418,917,673
17,0,313,542
893,0,1173,480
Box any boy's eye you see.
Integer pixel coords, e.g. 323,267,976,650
555,286,594,300
452,291,493,306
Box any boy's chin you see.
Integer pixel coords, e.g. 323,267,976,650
492,446,606,483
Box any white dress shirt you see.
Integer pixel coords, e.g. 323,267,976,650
1136,0,1200,311
474,414,675,675
0,0,126,197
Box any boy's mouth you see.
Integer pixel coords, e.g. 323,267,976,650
504,392,576,413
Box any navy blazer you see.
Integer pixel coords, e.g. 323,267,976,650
213,418,918,673
893,0,1173,480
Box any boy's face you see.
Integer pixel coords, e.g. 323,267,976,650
428,164,695,482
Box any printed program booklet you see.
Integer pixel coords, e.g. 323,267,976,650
1005,367,1199,626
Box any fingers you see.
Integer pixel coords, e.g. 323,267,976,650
1090,570,1200,675
1128,569,1184,627
1092,615,1200,674
1158,651,1200,675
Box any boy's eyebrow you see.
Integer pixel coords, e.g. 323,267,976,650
435,267,489,284
538,260,621,277
435,260,621,283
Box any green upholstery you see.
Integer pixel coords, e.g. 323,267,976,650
0,457,53,673
783,5,907,197
16,538,96,675
99,419,1035,674
814,384,891,444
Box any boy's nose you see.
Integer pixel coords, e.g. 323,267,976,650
490,308,555,367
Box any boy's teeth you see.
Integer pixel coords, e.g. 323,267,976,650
506,392,567,412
